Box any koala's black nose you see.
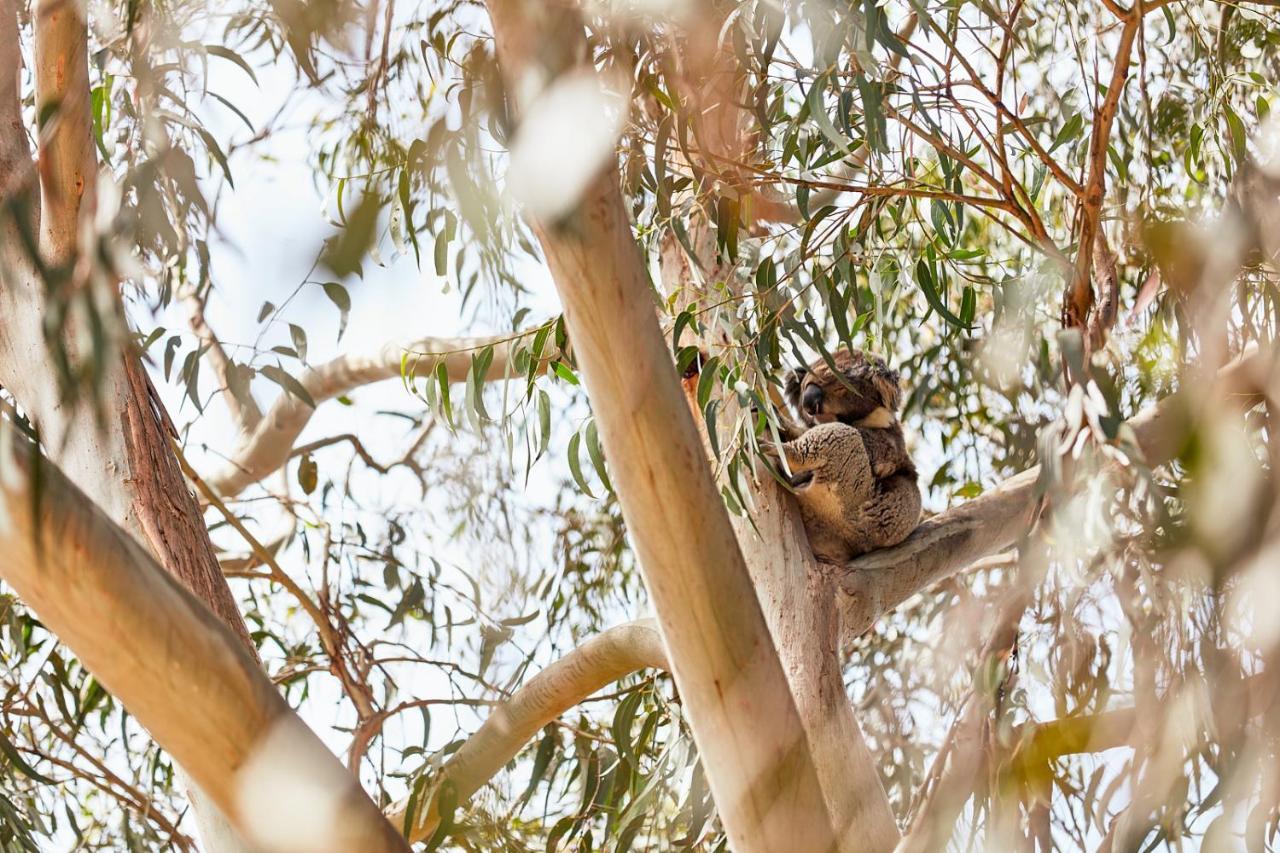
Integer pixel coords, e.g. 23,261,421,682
802,384,824,414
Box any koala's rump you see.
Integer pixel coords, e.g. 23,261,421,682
788,422,921,558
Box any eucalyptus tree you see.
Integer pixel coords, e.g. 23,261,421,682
0,0,1277,850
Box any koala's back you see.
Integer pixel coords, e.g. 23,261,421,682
785,423,921,562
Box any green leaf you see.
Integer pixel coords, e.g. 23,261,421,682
854,73,885,154
552,362,580,386
715,195,740,261
1050,112,1084,153
568,431,595,498
261,365,316,408
519,728,559,805
612,690,643,763
1224,105,1248,164
205,45,259,85
322,192,380,278
585,420,612,493
288,323,308,363
320,282,351,341
807,72,854,157
297,453,318,494
163,335,181,381
435,360,454,426
195,127,233,187
424,780,459,852
180,350,202,410
535,388,551,460
696,356,719,410
915,258,972,329
397,168,420,265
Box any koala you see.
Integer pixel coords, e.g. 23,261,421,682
762,348,921,562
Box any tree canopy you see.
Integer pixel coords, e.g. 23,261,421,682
0,0,1279,850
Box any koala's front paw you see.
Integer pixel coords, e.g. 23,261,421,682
757,441,810,489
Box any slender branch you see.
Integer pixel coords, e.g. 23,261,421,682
384,620,667,843
182,284,263,429
840,347,1271,637
1064,13,1140,331
206,331,559,497
176,445,381,736
22,702,195,849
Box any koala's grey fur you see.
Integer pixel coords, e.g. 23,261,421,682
763,348,921,562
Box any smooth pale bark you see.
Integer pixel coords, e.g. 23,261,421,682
0,432,408,852
656,7,909,842
485,1,841,849
386,620,668,841
207,334,557,497
660,212,900,850
840,346,1271,637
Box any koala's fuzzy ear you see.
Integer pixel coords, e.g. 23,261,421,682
873,368,903,411
783,366,808,411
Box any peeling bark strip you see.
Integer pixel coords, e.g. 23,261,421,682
207,334,558,497
0,432,409,852
122,356,255,649
386,620,668,842
484,0,842,848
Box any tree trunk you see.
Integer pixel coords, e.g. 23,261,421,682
661,214,901,850
483,1,847,849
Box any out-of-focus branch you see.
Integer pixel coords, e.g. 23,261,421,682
898,578,1036,853
0,426,408,852
384,620,667,843
841,347,1271,636
206,332,558,497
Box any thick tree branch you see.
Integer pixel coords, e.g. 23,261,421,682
206,333,556,497
840,348,1271,636
0,429,408,852
385,620,667,842
486,0,843,848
